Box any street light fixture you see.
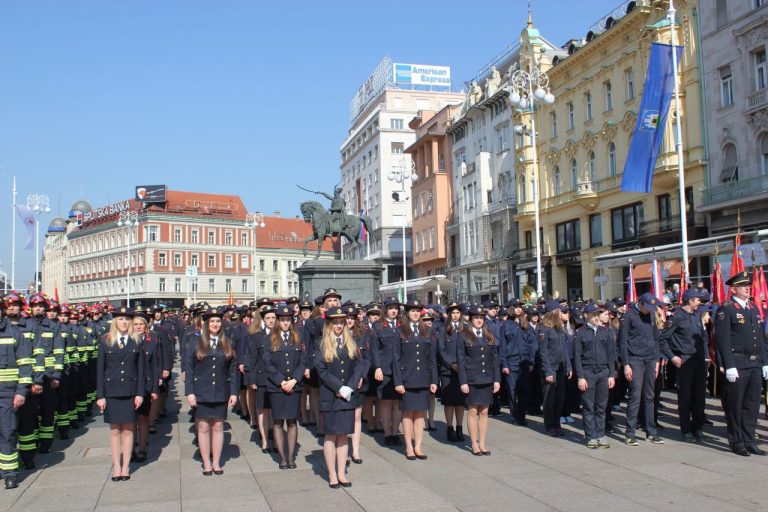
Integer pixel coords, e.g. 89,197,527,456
26,194,51,293
117,210,140,307
505,57,555,298
244,212,266,301
387,159,418,300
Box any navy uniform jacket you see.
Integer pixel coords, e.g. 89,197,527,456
499,319,534,369
437,323,463,377
96,335,146,399
715,300,768,370
618,305,660,363
539,326,572,378
183,334,238,402
355,333,373,392
659,309,708,363
457,332,501,386
263,333,306,393
149,321,174,375
0,318,33,397
301,317,324,371
393,326,437,389
29,316,65,381
179,324,198,372
315,341,366,412
372,320,400,376
245,329,271,386
138,332,162,395
573,325,617,380
485,316,502,342
11,317,44,386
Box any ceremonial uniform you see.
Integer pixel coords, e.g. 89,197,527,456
12,317,43,468
457,328,501,405
263,332,306,420
137,331,162,416
316,337,366,435
183,333,238,420
55,315,76,437
96,334,145,425
372,319,401,400
393,323,437,412
438,321,465,407
539,318,572,434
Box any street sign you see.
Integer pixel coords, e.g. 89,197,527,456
185,266,198,278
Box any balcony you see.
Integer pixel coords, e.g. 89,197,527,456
702,174,768,207
638,213,707,246
747,88,768,113
575,180,599,211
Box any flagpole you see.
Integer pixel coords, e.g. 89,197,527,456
669,0,690,283
11,176,16,291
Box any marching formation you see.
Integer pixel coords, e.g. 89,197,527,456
0,275,767,491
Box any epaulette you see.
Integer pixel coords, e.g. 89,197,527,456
721,301,732,307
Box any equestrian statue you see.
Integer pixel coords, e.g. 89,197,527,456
299,185,372,259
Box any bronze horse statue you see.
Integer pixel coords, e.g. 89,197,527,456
300,200,372,259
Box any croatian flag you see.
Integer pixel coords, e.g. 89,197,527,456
627,262,637,305
651,257,664,303
14,204,36,250
359,209,367,242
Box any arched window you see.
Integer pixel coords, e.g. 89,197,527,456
761,134,768,175
571,159,578,188
554,166,561,195
589,151,596,181
608,142,617,176
721,143,738,182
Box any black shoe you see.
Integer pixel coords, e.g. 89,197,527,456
213,469,223,475
288,461,297,469
516,419,528,427
350,457,362,464
4,476,17,489
329,482,340,489
702,418,714,426
732,446,750,456
120,475,130,481
654,422,665,430
446,426,456,442
203,470,213,476
384,436,394,446
455,426,465,442
747,445,767,456
111,476,121,482
339,480,352,488
405,454,417,461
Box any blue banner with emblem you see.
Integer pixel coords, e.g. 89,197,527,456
620,43,683,193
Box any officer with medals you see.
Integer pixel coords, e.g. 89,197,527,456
714,271,768,456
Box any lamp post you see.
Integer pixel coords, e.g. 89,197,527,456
505,57,555,297
117,210,139,307
244,212,265,301
387,159,417,301
26,194,51,293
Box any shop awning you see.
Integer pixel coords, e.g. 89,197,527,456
378,275,455,295
633,260,683,279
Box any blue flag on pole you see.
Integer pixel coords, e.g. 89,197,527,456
620,43,683,193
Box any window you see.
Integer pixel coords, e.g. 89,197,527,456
390,118,403,130
174,253,182,266
550,112,557,137
571,159,578,189
208,279,215,293
391,142,404,154
625,69,635,100
272,260,278,271
146,225,159,242
657,194,672,229
138,253,144,267
611,203,644,242
556,219,581,253
588,151,596,181
720,66,734,107
259,281,266,294
525,230,533,249
225,231,233,245
174,228,182,243
589,214,602,247
225,279,232,293
272,281,279,295
190,253,199,267
721,143,738,182
608,143,617,176
208,254,216,268
241,232,248,246
605,81,612,110
191,229,199,243
174,278,182,292
225,254,233,268
207,230,215,244
553,166,561,195
761,134,768,174
259,259,265,271
429,227,436,249
585,92,592,120
158,252,167,266
159,278,166,292
716,0,728,29
520,176,527,203
241,279,248,293
567,102,574,129
755,49,767,90
241,254,249,269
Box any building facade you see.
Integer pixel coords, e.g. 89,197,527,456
339,57,464,290
44,190,334,306
700,0,768,234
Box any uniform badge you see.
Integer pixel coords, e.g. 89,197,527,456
717,311,725,319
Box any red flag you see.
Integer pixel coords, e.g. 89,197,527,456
627,262,637,305
760,264,768,310
752,265,764,320
678,269,687,306
54,287,60,303
727,233,744,299
228,290,234,306
711,259,726,306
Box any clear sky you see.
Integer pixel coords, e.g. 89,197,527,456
0,0,628,288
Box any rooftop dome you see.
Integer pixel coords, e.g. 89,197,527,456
68,199,92,218
47,217,67,233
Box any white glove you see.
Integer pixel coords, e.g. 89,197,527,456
725,368,739,383
762,366,768,380
339,385,353,401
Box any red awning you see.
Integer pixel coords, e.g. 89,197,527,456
633,260,683,280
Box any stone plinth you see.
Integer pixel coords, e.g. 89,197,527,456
295,260,384,305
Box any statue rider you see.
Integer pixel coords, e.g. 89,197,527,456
316,185,347,231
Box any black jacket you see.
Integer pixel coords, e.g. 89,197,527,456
457,333,501,386
183,335,238,402
618,305,661,363
96,335,146,399
263,333,307,393
393,328,437,389
316,341,366,412
573,325,617,379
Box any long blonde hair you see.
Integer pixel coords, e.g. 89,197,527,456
321,322,358,363
106,316,134,347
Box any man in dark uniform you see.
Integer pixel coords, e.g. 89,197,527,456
715,271,768,456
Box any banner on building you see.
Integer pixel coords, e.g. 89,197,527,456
136,185,167,203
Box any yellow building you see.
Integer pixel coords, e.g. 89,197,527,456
513,0,707,301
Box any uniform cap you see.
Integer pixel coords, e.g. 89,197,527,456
725,271,750,287
638,292,658,310
275,305,294,317
324,306,346,319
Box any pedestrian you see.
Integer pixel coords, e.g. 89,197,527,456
246,304,275,453
420,310,438,431
95,307,145,482
263,305,306,469
361,304,381,434
316,306,366,489
372,297,403,446
131,309,160,463
457,305,501,456
344,305,370,464
500,298,534,427
184,307,238,475
393,300,438,460
438,302,466,441
539,301,572,437
574,304,616,448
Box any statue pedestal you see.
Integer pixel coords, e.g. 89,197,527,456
295,260,384,305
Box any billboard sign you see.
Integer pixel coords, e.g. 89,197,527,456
393,63,451,89
136,185,167,203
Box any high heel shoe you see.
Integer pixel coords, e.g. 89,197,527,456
329,482,341,489
202,470,213,476
119,475,130,481
339,480,352,488
414,452,428,460
111,476,121,482
213,469,223,475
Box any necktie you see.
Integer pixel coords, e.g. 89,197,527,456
475,329,482,338
118,336,125,349
336,336,343,348
389,320,395,329
453,323,459,330
283,332,290,343
211,336,218,349
412,323,418,335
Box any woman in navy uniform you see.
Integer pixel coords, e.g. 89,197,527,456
438,302,466,442
239,303,261,430
361,304,381,434
372,297,403,445
393,300,438,460
184,307,238,475
539,301,573,437
574,304,616,448
316,306,365,488
131,309,161,462
263,306,306,469
457,305,500,456
95,307,145,482
246,305,275,453
344,305,370,464
420,310,438,432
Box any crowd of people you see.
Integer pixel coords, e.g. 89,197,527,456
0,273,766,490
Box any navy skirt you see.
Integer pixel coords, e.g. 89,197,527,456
255,387,271,410
440,372,465,407
269,391,301,421
195,401,227,420
399,387,430,412
321,409,354,435
467,383,493,406
377,375,399,400
104,396,137,424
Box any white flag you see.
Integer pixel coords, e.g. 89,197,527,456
14,204,36,250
